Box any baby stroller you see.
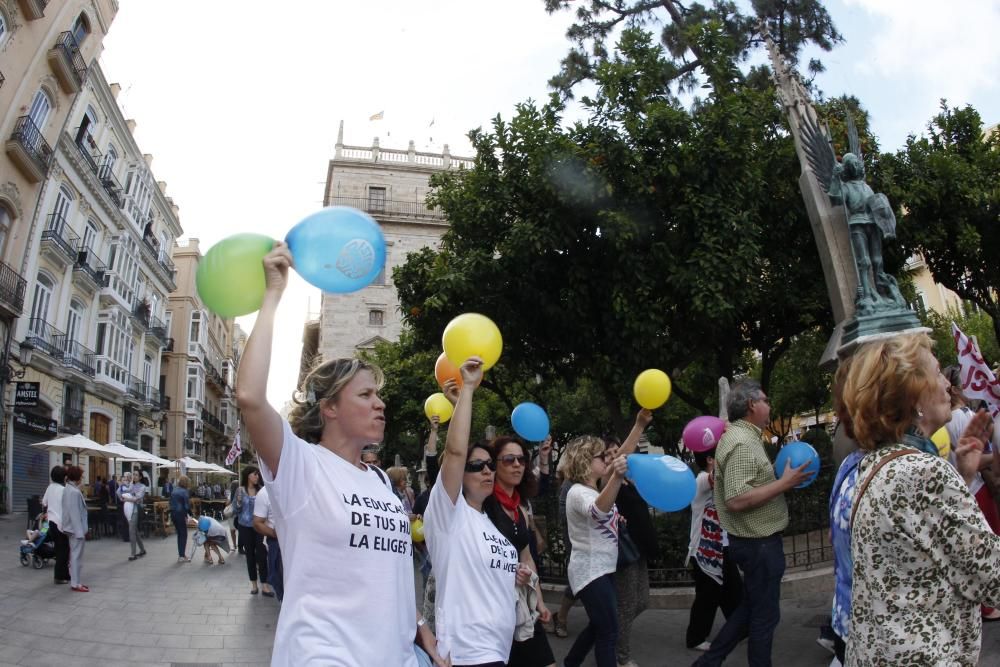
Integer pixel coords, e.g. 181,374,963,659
20,513,55,569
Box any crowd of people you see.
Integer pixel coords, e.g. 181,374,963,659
35,242,997,666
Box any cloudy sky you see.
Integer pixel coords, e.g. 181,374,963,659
98,0,1000,408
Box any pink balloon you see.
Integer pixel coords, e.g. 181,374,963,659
683,416,727,452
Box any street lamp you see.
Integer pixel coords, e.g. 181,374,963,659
0,340,33,384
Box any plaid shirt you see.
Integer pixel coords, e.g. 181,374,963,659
713,419,788,539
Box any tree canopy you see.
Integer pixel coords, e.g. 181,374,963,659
393,27,831,432
882,104,1000,346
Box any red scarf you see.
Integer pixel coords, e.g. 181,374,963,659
493,483,521,523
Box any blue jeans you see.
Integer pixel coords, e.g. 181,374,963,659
564,573,618,667
693,533,785,667
266,537,283,600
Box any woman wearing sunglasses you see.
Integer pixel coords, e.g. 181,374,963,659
484,435,556,666
424,356,519,666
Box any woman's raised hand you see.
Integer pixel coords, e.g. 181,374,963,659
458,357,484,390
262,241,293,295
442,379,461,405
609,454,628,478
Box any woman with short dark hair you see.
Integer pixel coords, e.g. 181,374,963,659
42,465,69,584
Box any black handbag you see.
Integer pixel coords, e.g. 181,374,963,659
617,520,641,567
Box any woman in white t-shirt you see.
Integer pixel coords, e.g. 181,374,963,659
424,356,520,667
561,435,628,667
235,242,445,667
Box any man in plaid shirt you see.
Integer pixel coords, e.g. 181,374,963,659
693,380,811,667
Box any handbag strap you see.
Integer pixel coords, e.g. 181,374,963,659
851,448,920,528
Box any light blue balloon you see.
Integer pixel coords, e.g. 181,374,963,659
511,402,550,441
774,441,820,489
286,206,387,293
626,454,696,512
197,516,211,532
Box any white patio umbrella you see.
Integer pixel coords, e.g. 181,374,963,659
205,463,238,476
102,442,149,461
104,442,172,466
28,433,113,464
161,456,216,472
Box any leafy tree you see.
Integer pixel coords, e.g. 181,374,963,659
757,326,834,440
882,104,1000,346
922,307,999,370
394,28,831,432
543,0,843,97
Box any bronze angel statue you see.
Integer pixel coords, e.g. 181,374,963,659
801,112,907,316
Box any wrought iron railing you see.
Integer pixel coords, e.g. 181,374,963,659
201,408,225,433
25,318,65,359
42,213,81,261
327,195,444,220
127,375,147,402
74,138,100,175
9,116,53,175
140,236,177,289
52,31,87,86
131,300,150,329
147,314,168,342
0,261,27,313
57,337,95,376
98,164,124,207
74,243,107,284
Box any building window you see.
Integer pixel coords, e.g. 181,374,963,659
369,309,384,326
0,203,12,257
74,107,97,147
28,89,52,131
368,187,386,212
29,273,54,333
189,311,202,345
71,12,90,47
186,365,203,402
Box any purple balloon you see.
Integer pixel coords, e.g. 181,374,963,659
683,416,727,452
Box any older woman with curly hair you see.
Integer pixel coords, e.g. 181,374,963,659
560,434,628,667
843,333,1000,666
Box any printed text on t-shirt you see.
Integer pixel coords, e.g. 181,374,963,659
344,492,412,556
482,531,518,572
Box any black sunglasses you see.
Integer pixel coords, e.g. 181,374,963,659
465,459,496,473
498,454,526,466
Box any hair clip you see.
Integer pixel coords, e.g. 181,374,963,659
306,385,317,405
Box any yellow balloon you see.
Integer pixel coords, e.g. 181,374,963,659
424,393,454,424
442,313,503,370
931,426,951,458
634,369,672,409
412,518,425,543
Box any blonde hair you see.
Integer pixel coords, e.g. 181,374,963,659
561,435,607,484
287,357,385,443
386,466,409,488
842,333,938,450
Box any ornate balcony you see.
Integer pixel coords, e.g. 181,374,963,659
73,244,107,295
201,407,225,434
47,32,87,94
0,261,27,318
327,195,445,221
74,138,101,175
16,0,47,21
41,214,81,268
25,318,65,360
131,299,150,330
57,337,96,377
5,116,52,182
140,236,177,292
98,164,124,208
147,314,168,345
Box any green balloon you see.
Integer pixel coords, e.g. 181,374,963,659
196,234,274,317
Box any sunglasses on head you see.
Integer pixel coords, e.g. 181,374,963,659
498,454,526,466
464,459,496,473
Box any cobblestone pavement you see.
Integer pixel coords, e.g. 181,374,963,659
2,514,998,666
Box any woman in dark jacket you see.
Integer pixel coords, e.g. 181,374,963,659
170,475,192,562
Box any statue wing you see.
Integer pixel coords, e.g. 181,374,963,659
800,112,836,193
846,111,863,162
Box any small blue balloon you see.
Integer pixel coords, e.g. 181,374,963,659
511,402,550,441
286,206,387,293
774,441,821,489
626,454,696,512
198,516,211,532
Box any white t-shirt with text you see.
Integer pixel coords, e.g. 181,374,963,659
424,481,518,665
566,483,620,594
259,420,417,667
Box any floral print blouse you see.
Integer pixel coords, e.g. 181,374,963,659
848,444,1000,666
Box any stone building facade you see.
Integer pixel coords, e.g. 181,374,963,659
0,0,119,511
161,239,244,465
312,123,472,364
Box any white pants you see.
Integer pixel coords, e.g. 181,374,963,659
69,537,85,587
